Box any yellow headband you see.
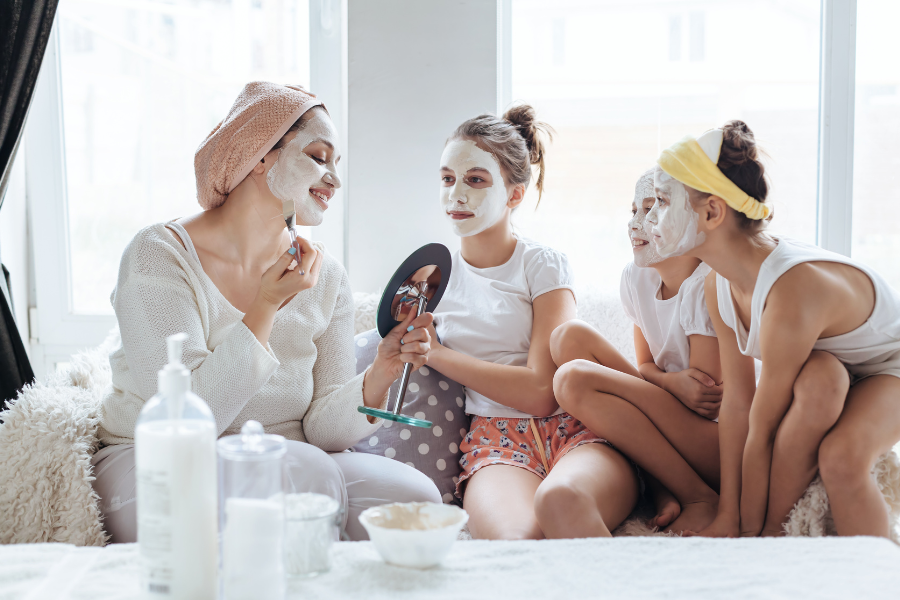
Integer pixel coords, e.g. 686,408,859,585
657,136,770,220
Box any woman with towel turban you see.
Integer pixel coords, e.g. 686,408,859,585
651,120,900,539
91,82,440,543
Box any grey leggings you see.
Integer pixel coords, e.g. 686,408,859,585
91,440,440,543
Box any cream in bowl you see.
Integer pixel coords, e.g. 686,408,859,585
358,502,468,569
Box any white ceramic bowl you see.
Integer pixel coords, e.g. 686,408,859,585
358,502,469,569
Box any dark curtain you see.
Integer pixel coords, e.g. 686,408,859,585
1,0,60,411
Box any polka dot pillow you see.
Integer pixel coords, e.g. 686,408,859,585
352,328,469,504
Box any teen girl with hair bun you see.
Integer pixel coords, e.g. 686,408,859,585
427,105,641,540
550,167,722,534
653,120,900,539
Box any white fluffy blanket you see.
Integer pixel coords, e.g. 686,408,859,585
0,331,119,546
1,289,898,546
2,537,899,599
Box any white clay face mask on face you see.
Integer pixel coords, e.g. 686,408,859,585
439,139,508,237
646,169,705,258
267,111,342,227
628,168,662,267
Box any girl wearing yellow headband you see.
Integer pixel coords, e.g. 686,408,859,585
657,120,900,540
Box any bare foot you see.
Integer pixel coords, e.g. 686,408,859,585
650,489,681,529
683,513,739,538
760,527,784,537
665,498,718,535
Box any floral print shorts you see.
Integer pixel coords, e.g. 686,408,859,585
456,413,608,499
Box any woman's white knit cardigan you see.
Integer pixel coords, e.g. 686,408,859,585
98,223,381,450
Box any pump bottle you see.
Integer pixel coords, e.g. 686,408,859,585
135,333,218,599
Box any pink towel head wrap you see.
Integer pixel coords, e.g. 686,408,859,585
194,81,324,210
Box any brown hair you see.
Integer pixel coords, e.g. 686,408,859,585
702,120,771,231
449,103,554,205
271,105,329,152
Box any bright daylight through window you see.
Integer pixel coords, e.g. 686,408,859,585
58,0,310,314
510,0,821,293
852,0,900,290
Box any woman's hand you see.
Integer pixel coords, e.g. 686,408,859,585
665,368,723,420
243,235,323,346
257,235,323,308
362,310,434,406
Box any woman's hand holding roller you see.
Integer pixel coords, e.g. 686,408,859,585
363,310,433,407
243,234,323,345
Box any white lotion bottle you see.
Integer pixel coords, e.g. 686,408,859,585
135,333,218,599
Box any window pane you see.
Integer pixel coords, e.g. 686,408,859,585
59,0,310,314
510,0,820,293
852,0,900,289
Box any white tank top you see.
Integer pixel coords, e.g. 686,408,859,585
716,237,900,380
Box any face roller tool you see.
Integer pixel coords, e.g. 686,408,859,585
282,200,304,275
357,244,452,428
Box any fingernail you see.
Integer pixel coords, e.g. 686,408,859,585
400,339,405,345
407,326,414,332
288,248,296,255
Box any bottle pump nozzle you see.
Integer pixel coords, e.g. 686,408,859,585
159,332,190,420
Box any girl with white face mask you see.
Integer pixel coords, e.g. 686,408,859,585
91,83,439,543
657,120,900,540
550,168,722,534
429,105,638,540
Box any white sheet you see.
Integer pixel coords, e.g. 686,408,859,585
1,537,898,600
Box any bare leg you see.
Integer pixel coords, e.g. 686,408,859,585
553,321,683,529
554,360,718,534
552,322,719,487
761,351,848,536
463,465,544,540
818,374,900,538
533,443,640,538
550,319,641,377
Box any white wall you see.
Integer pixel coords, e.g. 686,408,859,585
346,0,498,292
0,150,32,355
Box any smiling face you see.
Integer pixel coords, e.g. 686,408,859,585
646,169,705,258
266,110,342,227
439,139,509,237
629,168,662,267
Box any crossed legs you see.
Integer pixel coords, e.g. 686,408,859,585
550,320,720,533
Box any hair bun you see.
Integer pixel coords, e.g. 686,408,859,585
502,103,553,165
716,119,771,228
719,120,758,168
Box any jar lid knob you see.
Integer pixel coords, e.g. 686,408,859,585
241,420,264,449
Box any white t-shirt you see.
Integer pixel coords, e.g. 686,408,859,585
434,237,575,418
619,261,715,374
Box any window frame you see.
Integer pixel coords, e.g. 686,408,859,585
23,0,861,376
25,23,111,375
25,4,337,376
817,0,857,255
499,0,858,255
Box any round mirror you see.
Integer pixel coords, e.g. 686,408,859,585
376,244,452,338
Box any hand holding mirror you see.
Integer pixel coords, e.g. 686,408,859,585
357,243,452,428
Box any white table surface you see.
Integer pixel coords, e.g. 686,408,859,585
2,537,898,600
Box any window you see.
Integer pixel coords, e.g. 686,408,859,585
852,0,900,290
509,0,821,293
57,0,311,315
